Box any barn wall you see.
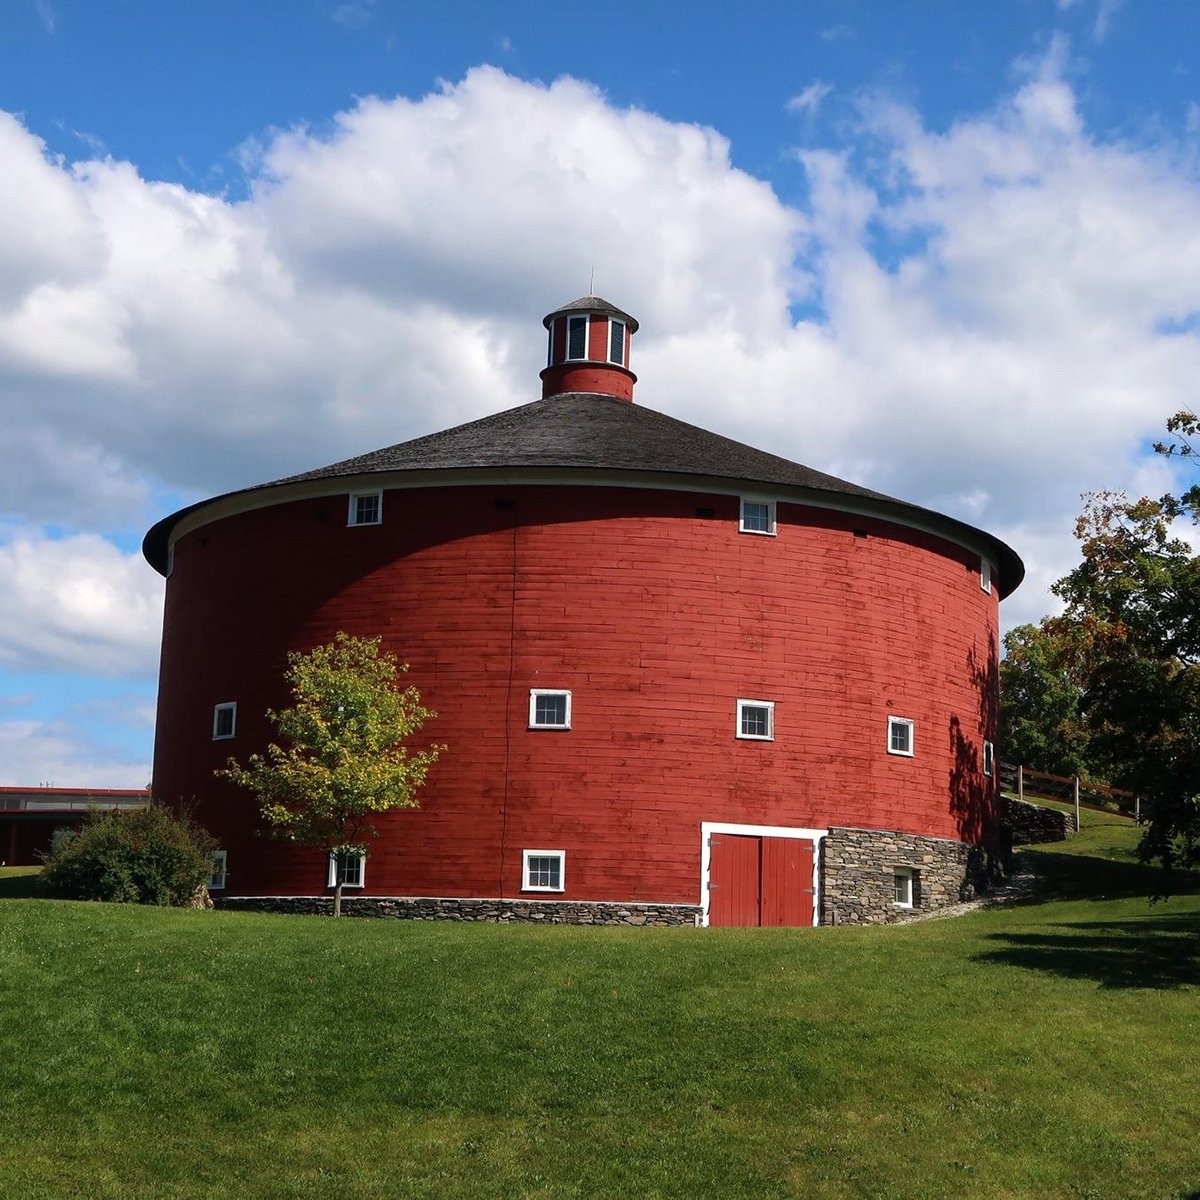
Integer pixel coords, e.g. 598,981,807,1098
153,482,999,905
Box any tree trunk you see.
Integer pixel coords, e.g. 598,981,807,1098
334,879,343,918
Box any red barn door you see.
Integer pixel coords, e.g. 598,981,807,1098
708,833,814,927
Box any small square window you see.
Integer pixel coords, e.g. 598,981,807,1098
609,318,625,366
894,868,914,908
523,849,565,892
348,491,382,527
739,497,776,536
983,740,994,778
887,716,914,757
980,559,993,593
529,689,571,730
737,698,775,741
208,850,227,891
567,315,588,361
213,702,237,740
328,849,365,889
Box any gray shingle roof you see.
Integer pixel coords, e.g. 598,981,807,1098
543,295,639,331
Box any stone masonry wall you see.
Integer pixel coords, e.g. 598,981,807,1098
1000,796,1074,846
820,827,993,925
216,895,701,926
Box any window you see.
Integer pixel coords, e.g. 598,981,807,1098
566,314,588,361
529,689,572,730
983,740,994,778
328,849,365,889
739,496,776,535
980,558,993,593
887,716,914,757
348,490,382,527
894,868,915,908
523,849,565,892
212,702,237,740
208,850,227,891
609,318,625,365
737,699,775,741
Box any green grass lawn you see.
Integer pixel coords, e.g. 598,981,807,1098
1,819,1198,1200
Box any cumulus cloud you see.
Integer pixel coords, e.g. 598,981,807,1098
0,718,150,789
787,82,833,118
0,530,162,678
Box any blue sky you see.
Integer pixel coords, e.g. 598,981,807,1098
1,0,1198,786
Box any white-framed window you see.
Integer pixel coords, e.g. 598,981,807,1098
887,716,914,757
529,689,572,730
980,558,993,593
208,850,227,891
609,318,626,366
523,849,565,892
893,868,915,908
739,496,776,536
348,490,382,527
983,740,994,778
328,848,365,889
566,314,589,361
213,702,237,741
737,698,775,741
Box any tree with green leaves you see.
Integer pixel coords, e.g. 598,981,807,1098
219,632,444,916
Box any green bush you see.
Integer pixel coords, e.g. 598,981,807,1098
38,805,217,906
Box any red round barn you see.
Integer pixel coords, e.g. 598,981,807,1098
144,296,1022,926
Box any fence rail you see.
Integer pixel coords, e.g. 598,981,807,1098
997,762,1140,825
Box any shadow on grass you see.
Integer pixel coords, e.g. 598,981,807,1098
0,871,41,899
1022,848,1200,903
974,911,1200,990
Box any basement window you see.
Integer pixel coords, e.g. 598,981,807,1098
212,702,237,741
529,689,572,730
893,868,915,908
980,559,993,593
739,497,776,536
737,699,775,741
348,490,382,527
887,716,914,757
609,318,626,366
328,849,365,889
566,314,589,361
523,849,565,892
983,740,995,778
208,850,227,891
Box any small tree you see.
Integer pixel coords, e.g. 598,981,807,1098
39,804,217,906
219,632,443,916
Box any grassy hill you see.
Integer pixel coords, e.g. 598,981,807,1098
1,812,1197,1200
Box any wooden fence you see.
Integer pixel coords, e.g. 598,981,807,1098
997,762,1140,829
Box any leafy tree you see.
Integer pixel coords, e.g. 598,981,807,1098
39,804,217,906
219,632,443,916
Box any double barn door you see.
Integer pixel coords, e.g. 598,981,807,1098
708,833,815,927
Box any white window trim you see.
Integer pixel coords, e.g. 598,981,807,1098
522,848,566,893
980,558,993,593
887,716,914,757
212,702,237,741
893,867,915,908
348,489,383,527
327,848,366,889
739,495,777,536
565,314,589,362
208,850,227,891
529,688,572,730
608,317,626,365
983,740,994,777
699,822,827,928
736,698,775,741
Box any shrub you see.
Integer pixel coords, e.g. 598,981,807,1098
38,805,217,906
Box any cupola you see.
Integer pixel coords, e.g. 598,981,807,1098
540,295,639,402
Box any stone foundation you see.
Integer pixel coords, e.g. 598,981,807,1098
215,894,701,926
1000,796,1074,845
820,827,996,925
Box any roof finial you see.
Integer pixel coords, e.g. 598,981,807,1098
589,266,595,295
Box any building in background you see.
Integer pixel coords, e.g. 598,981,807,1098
0,787,150,866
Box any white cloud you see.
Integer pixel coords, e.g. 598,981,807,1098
787,82,833,118
0,718,150,789
0,530,162,678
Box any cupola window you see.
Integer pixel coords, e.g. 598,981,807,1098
566,315,589,361
609,319,626,366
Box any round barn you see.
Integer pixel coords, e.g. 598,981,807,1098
144,296,1022,926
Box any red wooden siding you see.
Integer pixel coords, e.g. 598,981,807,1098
761,837,814,927
153,482,999,903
